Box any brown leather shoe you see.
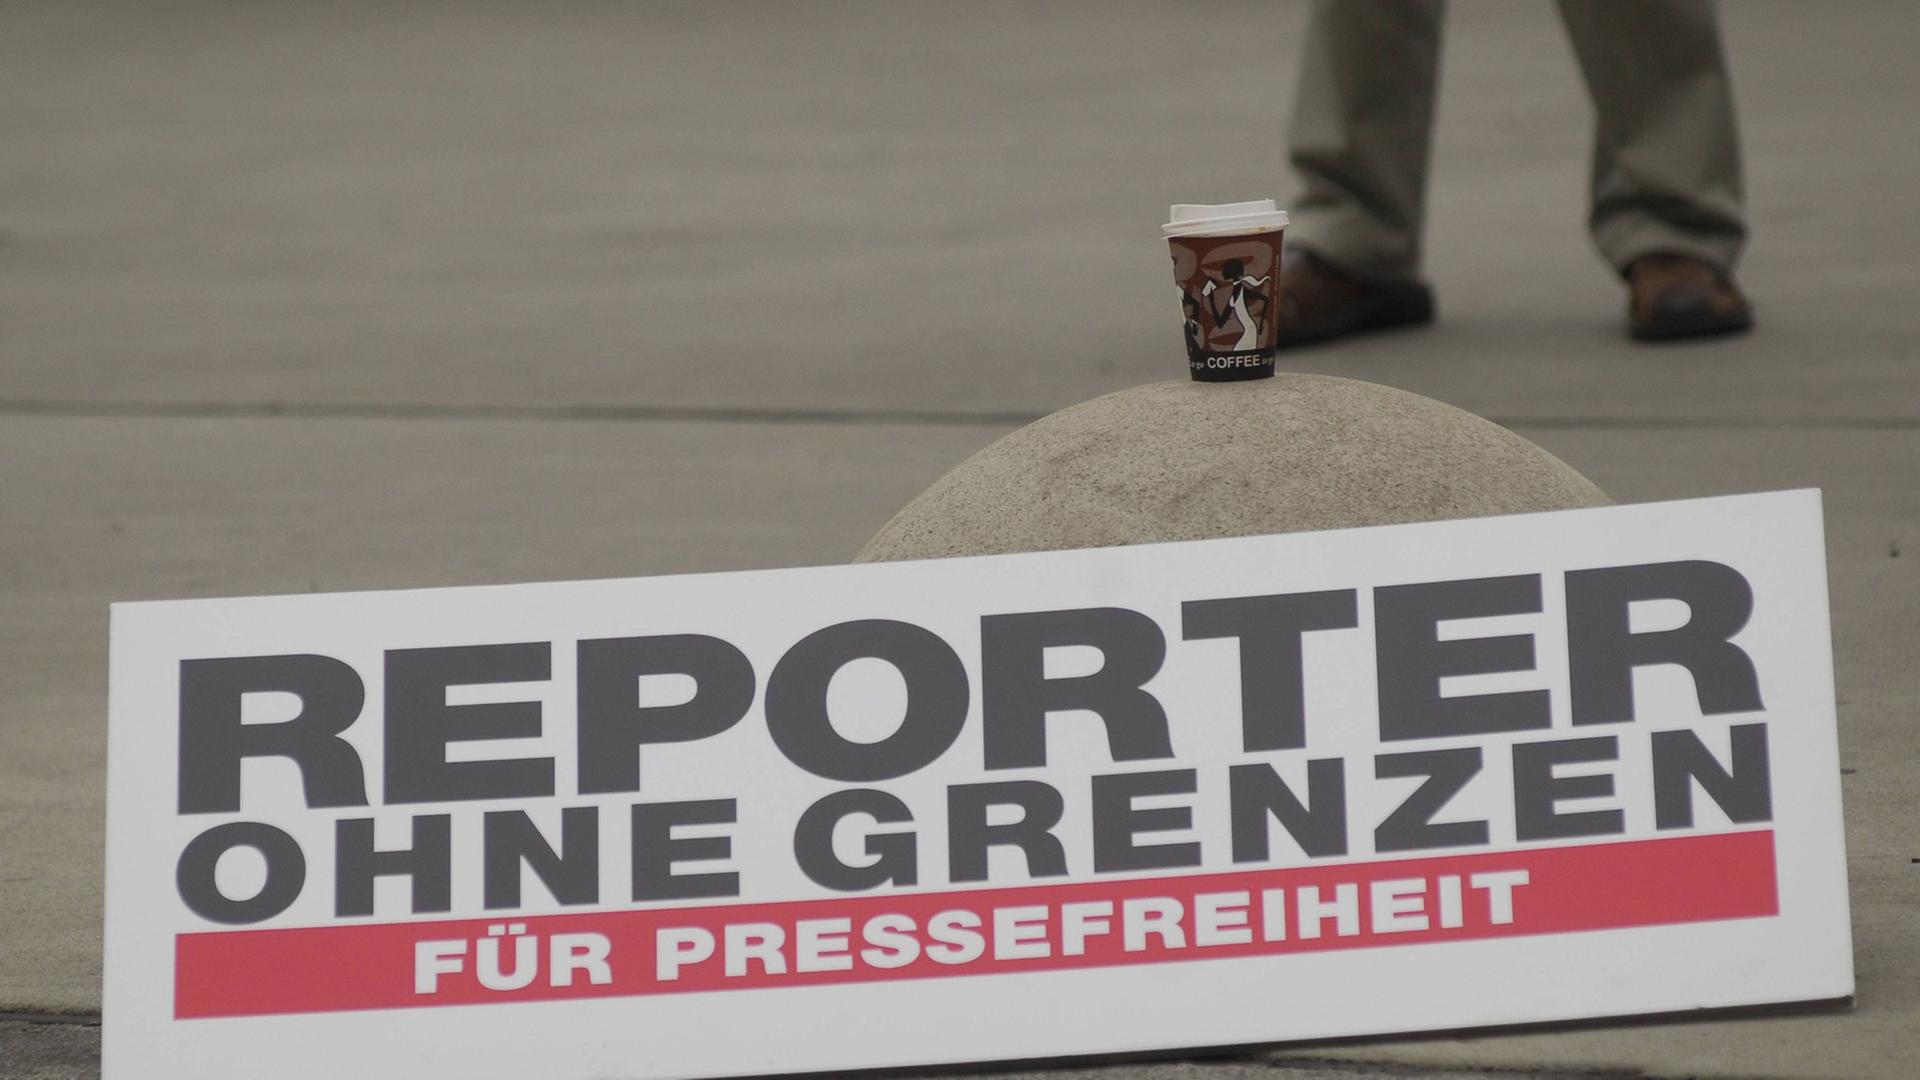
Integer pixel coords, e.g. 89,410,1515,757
1275,247,1435,348
1626,253,1753,341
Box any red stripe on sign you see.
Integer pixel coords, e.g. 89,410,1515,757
174,830,1776,1019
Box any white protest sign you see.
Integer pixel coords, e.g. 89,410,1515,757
104,489,1852,1079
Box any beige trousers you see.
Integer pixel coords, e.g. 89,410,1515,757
1286,0,1747,281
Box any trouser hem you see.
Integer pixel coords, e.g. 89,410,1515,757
1286,213,1427,286
1594,219,1744,277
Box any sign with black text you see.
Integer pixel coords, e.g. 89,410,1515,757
104,490,1853,1079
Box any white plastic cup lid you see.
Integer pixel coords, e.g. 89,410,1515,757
1163,199,1290,238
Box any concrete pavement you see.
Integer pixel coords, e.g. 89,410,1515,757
2,2,1914,1078
0,1020,1624,1080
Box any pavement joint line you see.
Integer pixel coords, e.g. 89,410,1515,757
0,399,1913,431
1495,416,1918,431
0,398,1048,428
0,1011,100,1027
1249,1060,1639,1079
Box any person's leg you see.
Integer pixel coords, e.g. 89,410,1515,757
1286,0,1446,283
1556,0,1746,274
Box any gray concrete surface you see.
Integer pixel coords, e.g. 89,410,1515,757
5,1,1917,423
1,2,1915,1079
0,1022,1624,1080
0,1022,99,1080
857,375,1607,561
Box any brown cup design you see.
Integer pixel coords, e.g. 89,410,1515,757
1168,229,1283,381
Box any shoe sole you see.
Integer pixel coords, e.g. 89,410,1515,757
1276,283,1436,350
1629,308,1754,342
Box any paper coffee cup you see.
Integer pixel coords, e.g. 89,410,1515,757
1166,200,1288,381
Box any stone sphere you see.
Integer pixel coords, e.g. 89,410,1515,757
856,374,1607,562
